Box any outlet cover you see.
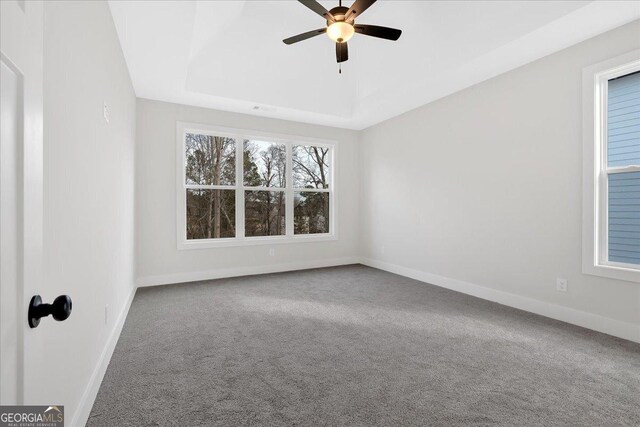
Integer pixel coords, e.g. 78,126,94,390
556,278,568,292
103,101,110,123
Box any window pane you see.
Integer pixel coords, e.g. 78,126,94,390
243,140,286,188
186,189,235,239
245,191,285,237
185,133,235,185
293,145,330,189
607,71,640,168
294,192,329,234
608,171,640,265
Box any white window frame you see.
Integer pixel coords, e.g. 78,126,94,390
176,121,338,249
582,50,640,282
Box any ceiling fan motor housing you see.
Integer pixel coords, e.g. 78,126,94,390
328,6,350,24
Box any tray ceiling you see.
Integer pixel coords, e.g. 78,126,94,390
109,1,640,129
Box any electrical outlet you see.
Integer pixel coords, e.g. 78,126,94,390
556,278,568,292
269,248,275,257
105,304,109,325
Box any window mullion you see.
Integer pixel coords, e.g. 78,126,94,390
242,186,286,192
291,188,331,193
286,142,294,236
607,165,640,174
186,184,236,190
236,135,245,238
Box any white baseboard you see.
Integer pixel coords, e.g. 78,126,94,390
136,257,361,287
360,257,640,344
71,287,137,426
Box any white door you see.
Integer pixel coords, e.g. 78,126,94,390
0,0,44,405
0,49,21,405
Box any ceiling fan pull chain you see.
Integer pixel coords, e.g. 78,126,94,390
339,63,342,74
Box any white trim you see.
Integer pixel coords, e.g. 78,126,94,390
136,257,360,287
360,258,640,344
582,49,640,283
176,122,187,248
178,233,337,250
71,287,136,427
285,142,294,237
176,121,337,250
235,136,245,239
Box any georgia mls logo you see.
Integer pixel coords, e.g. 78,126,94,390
0,405,64,427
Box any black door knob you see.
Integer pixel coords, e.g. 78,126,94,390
28,295,72,328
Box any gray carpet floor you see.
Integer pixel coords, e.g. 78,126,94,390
87,265,640,426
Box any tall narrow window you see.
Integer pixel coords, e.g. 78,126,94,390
583,51,640,282
178,123,335,248
293,145,331,235
244,140,287,237
185,133,236,239
607,72,640,265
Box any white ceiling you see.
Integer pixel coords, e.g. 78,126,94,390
108,1,640,130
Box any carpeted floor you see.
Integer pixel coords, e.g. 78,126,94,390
87,265,640,426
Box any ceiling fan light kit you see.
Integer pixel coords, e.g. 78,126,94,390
327,21,355,43
283,0,402,73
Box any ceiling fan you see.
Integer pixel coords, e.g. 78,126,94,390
283,0,402,72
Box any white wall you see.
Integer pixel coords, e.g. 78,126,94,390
136,99,360,285
43,1,136,424
360,20,640,341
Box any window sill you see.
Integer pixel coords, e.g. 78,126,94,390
583,261,640,283
177,234,337,250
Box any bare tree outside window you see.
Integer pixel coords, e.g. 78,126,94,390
244,140,286,236
185,133,235,186
293,145,329,189
187,189,235,238
293,145,330,234
245,191,286,236
185,133,236,239
179,124,334,246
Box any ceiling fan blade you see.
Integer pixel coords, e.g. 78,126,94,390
336,42,348,63
283,28,327,45
354,24,402,41
345,0,376,22
298,0,335,22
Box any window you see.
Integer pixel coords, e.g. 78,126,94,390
244,139,287,237
583,50,640,282
177,122,336,248
185,133,236,239
293,145,331,235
